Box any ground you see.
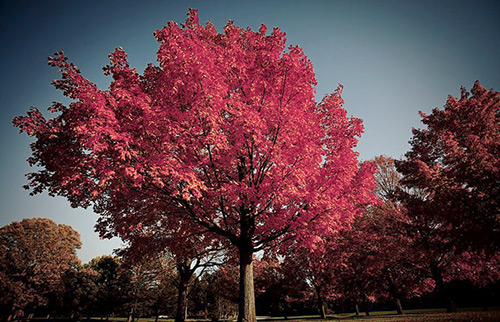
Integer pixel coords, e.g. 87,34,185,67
92,308,500,322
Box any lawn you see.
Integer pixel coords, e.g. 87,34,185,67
93,308,500,322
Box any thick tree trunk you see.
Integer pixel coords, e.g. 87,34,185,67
175,260,194,322
237,247,256,322
175,278,189,322
395,298,404,315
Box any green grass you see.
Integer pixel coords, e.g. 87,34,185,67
92,308,500,322
317,311,500,322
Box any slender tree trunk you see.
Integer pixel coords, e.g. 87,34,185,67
365,301,371,317
237,246,256,322
446,296,457,313
155,312,159,322
318,299,326,319
431,264,457,313
355,304,360,316
395,298,404,315
282,301,289,320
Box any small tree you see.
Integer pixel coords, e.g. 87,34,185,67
14,10,375,322
0,218,81,320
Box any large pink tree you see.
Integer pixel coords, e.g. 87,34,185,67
14,10,375,322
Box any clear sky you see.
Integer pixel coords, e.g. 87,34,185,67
1,0,499,263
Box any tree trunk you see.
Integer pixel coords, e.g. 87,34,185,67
282,301,289,320
175,260,194,322
355,304,360,316
431,264,457,313
237,247,256,322
364,300,371,316
446,296,457,313
395,298,404,315
175,279,189,322
318,299,326,319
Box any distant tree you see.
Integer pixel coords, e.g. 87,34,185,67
87,256,128,318
396,81,500,249
118,223,225,322
254,257,309,318
342,203,434,315
280,238,343,319
13,9,375,322
61,264,99,317
334,156,435,315
200,264,239,321
0,218,81,320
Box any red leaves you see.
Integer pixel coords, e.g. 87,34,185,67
14,10,375,265
397,82,500,248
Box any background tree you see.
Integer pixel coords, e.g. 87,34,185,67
280,237,344,319
200,264,239,321
395,81,500,249
61,264,100,317
14,9,375,322
253,257,309,318
0,218,81,321
117,221,225,322
395,83,500,311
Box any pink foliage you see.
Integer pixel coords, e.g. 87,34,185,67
13,10,375,255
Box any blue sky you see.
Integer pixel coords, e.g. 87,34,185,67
1,0,499,262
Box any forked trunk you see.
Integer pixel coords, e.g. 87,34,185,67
395,298,404,315
237,247,256,322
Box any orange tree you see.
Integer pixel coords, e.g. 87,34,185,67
0,218,81,320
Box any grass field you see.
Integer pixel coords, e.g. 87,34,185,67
91,308,500,322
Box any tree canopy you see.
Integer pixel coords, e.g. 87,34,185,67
0,218,81,318
14,9,376,322
396,81,500,249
